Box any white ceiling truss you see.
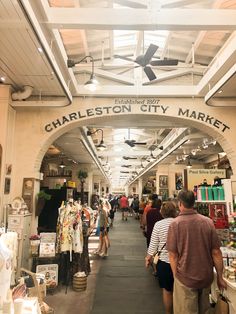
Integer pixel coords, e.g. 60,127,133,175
0,0,235,188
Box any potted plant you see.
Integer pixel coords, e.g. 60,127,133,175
77,170,88,204
36,190,51,216
77,169,88,182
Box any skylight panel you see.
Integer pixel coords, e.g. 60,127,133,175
114,30,136,49
145,31,169,50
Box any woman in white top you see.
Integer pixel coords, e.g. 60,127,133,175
145,201,177,314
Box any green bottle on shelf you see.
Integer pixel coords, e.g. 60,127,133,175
200,186,207,201
207,186,213,201
218,186,225,200
212,185,218,200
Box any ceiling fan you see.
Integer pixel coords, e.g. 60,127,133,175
125,139,147,147
121,164,132,168
114,44,178,81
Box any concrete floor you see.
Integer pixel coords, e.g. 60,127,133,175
45,212,165,314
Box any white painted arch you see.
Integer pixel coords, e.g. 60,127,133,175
11,97,236,198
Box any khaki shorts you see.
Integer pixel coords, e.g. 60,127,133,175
173,277,211,314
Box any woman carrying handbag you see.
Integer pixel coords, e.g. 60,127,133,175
145,201,177,314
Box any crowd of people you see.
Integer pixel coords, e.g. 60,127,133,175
144,190,226,314
92,190,226,314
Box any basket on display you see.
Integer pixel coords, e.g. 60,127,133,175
73,272,87,292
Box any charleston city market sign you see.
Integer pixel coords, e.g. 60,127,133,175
44,98,230,134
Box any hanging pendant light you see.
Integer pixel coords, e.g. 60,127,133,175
59,160,66,168
186,157,192,169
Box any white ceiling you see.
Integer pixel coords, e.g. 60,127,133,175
0,0,235,188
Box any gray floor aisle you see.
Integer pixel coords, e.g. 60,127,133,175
91,212,165,314
45,212,165,314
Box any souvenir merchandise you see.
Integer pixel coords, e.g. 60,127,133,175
36,264,58,289
56,201,83,257
0,237,13,308
0,231,18,286
39,233,56,257
55,199,92,284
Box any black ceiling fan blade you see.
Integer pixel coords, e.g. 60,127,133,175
134,142,147,145
142,44,159,65
123,156,138,160
150,59,179,66
144,66,156,81
124,140,135,147
114,55,135,62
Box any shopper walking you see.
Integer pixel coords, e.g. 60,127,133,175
109,207,115,228
166,189,227,314
145,197,162,247
120,194,129,221
95,201,110,257
131,196,140,219
145,201,177,314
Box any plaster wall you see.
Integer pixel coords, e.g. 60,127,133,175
0,85,16,222
8,96,236,210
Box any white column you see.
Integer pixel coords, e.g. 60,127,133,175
98,180,101,197
156,170,159,194
138,178,143,200
88,171,93,206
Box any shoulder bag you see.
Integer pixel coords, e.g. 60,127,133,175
153,243,166,265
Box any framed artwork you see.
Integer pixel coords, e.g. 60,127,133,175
4,177,11,194
175,173,183,190
159,175,168,188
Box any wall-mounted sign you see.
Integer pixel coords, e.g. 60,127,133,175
44,98,230,134
187,169,226,190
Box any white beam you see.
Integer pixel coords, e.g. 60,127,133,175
161,0,207,8
76,68,135,84
197,32,236,95
75,85,198,96
113,0,147,8
20,0,72,103
45,8,236,31
185,0,224,64
143,68,204,85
